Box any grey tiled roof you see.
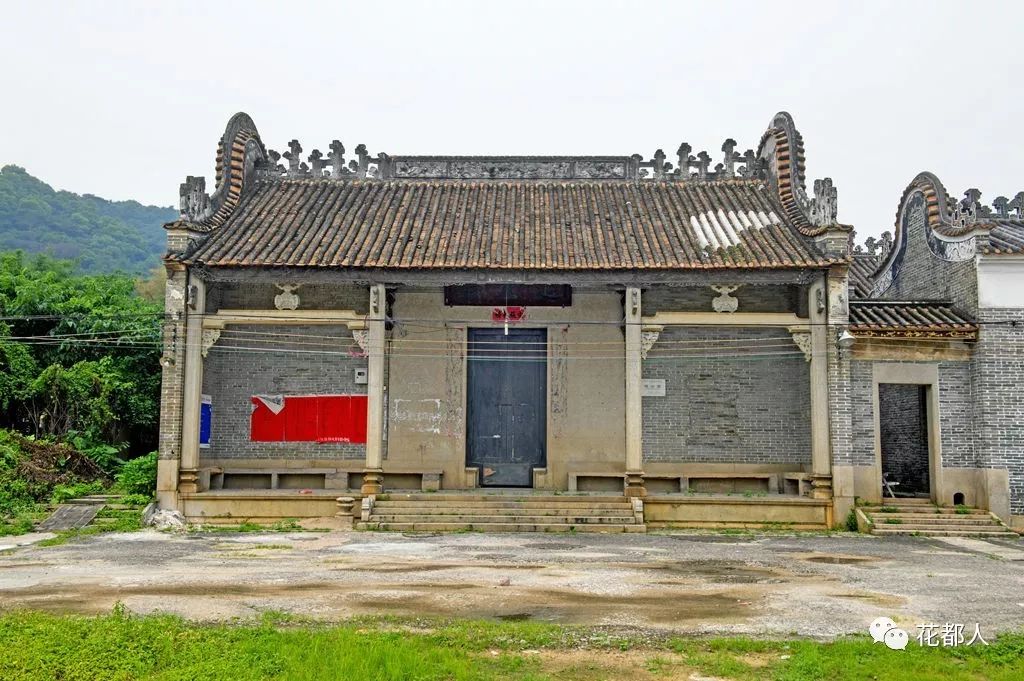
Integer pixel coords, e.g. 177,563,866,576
183,178,838,270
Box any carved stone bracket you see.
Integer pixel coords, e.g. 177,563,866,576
788,328,812,362
351,329,369,355
640,325,663,360
710,285,741,313
200,329,221,358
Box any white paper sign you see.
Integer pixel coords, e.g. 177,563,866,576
641,378,666,397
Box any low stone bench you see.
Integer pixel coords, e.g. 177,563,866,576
207,467,351,491
782,473,811,496
378,469,443,492
568,472,626,493
208,467,443,492
681,472,780,495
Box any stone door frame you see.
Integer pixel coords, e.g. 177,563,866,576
871,363,942,502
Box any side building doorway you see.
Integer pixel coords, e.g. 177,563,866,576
466,328,547,487
878,383,931,498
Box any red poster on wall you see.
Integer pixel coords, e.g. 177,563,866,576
318,395,368,443
250,395,368,443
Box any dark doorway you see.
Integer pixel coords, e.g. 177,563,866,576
466,328,547,487
879,383,930,497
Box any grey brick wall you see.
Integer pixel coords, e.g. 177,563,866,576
973,307,1024,514
848,359,977,470
882,197,978,316
157,269,188,461
878,383,929,493
848,360,876,467
201,324,368,460
641,327,811,464
207,283,369,314
937,361,977,468
643,285,798,314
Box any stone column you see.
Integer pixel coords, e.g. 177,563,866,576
361,284,387,495
155,264,189,509
624,287,646,497
807,278,833,499
178,274,206,494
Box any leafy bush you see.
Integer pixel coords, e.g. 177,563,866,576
115,451,157,497
844,508,858,532
50,480,104,504
0,429,108,534
118,493,152,507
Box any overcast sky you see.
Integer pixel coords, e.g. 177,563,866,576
2,1,1022,239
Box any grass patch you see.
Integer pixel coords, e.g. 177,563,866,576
877,506,901,513
188,519,325,535
0,611,1021,680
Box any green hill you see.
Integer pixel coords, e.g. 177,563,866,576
0,165,176,274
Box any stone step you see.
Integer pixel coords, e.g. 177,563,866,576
375,499,633,509
376,494,630,504
872,520,1007,532
357,521,646,533
869,507,990,515
867,515,1002,525
881,497,934,505
872,527,1019,537
371,513,637,525
372,503,634,515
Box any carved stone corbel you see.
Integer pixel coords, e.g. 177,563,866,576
351,329,369,355
200,329,221,358
788,328,812,362
640,325,663,360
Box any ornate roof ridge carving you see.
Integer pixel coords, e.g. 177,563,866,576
756,112,840,236
244,140,767,182
172,112,848,246
176,113,267,230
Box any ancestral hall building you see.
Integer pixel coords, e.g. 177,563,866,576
156,112,1024,532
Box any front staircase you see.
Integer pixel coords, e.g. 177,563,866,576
864,498,1017,538
356,492,646,533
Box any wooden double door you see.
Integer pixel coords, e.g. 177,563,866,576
466,328,547,487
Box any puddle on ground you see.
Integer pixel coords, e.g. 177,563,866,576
522,542,586,551
640,561,783,584
665,535,762,544
327,561,544,573
830,591,906,608
0,579,759,626
795,553,880,565
496,612,532,621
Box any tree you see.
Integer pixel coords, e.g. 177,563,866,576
0,251,163,456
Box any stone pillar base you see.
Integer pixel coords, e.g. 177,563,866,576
625,471,647,498
810,474,833,500
361,469,383,496
336,496,356,528
178,469,199,495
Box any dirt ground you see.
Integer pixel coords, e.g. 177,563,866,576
1,529,1023,638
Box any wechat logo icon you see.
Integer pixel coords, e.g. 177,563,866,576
870,617,909,651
